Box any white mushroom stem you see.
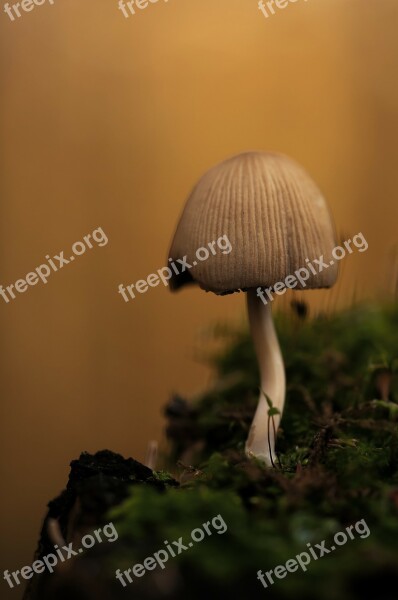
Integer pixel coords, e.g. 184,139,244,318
245,289,286,466
47,518,66,548
145,440,158,470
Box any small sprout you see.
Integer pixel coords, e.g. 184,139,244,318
268,407,280,417
262,391,282,469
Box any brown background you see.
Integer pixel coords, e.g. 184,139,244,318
1,0,397,597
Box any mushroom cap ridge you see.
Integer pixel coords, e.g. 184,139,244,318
169,151,338,295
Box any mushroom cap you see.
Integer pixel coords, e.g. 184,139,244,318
169,151,338,294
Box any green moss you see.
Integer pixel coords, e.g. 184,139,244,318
110,303,398,599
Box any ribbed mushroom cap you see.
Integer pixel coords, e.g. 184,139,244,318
169,151,338,294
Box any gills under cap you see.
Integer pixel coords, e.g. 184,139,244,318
169,151,338,294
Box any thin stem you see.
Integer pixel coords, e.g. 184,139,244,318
271,416,283,469
245,289,286,466
267,415,276,469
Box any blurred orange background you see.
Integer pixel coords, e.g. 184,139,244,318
0,0,397,597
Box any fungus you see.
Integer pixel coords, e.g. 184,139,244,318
168,151,337,466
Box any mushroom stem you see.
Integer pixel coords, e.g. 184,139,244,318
245,289,286,466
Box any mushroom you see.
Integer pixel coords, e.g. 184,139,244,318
168,152,337,466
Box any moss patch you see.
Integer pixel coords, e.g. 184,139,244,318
111,303,398,599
